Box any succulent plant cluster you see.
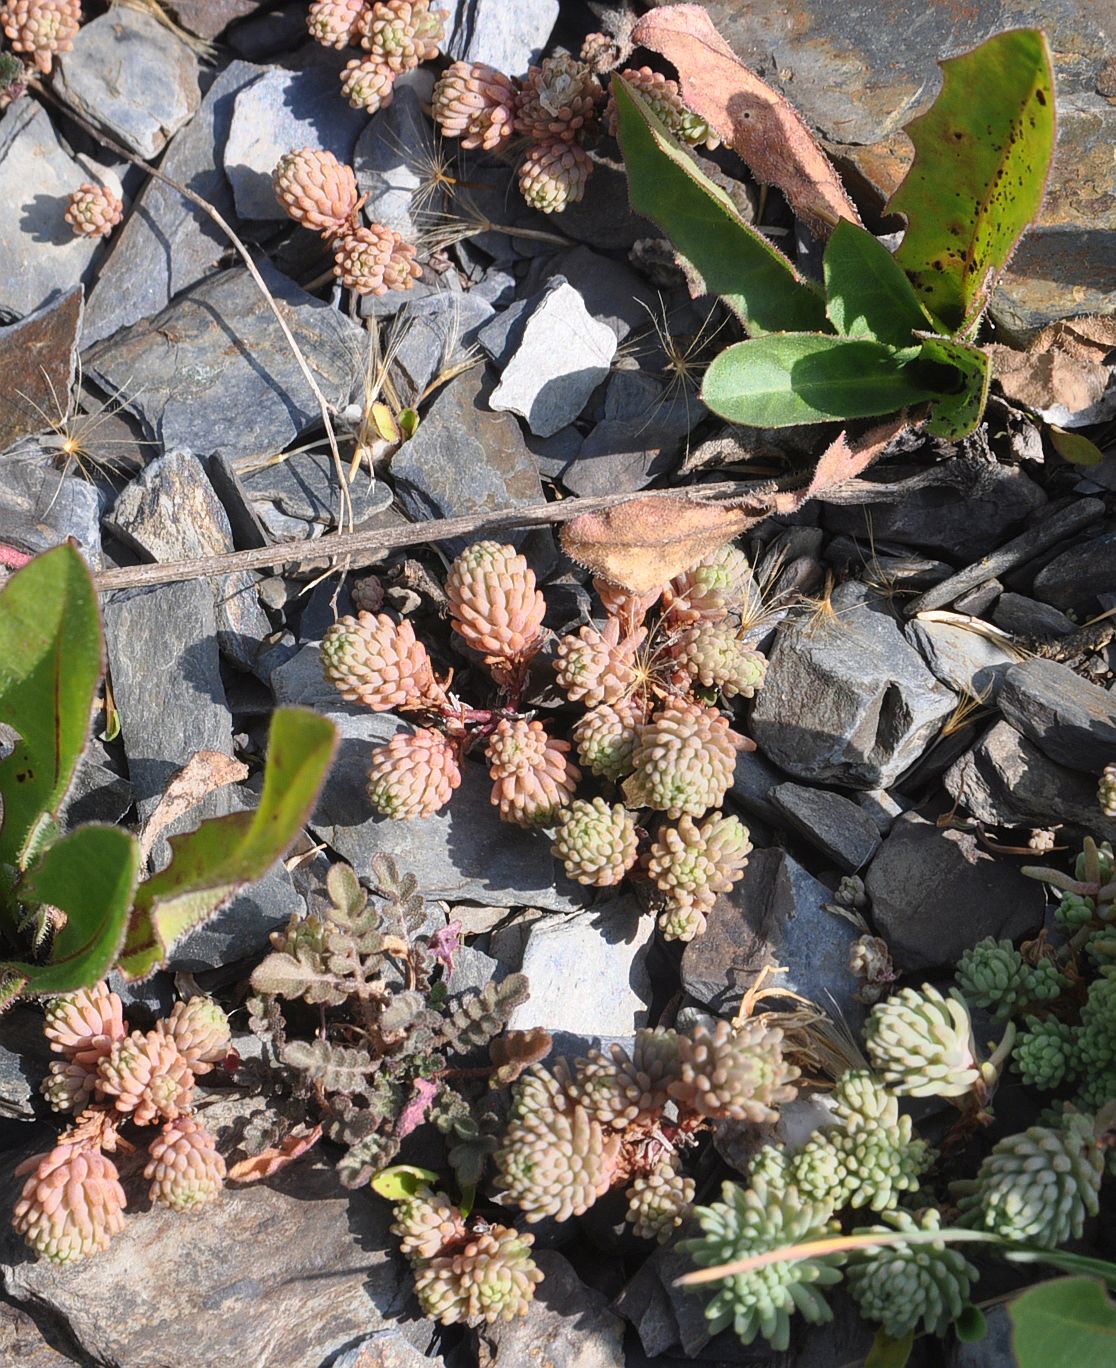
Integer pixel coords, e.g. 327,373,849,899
429,41,712,214
0,0,80,76
13,983,230,1265
306,0,448,113
681,836,1116,1351
245,855,542,1188
272,147,421,296
392,1188,544,1324
63,181,123,240
321,541,769,941
493,1018,796,1237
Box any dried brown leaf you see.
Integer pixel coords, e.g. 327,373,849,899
630,4,861,237
560,495,761,593
226,1124,322,1182
988,314,1116,422
139,750,248,863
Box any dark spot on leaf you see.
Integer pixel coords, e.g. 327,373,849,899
16,769,32,783
1035,88,1047,105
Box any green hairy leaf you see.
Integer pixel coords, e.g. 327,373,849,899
118,707,337,979
701,334,942,427
824,220,931,348
2,825,140,996
889,29,1056,332
1009,1277,1116,1368
0,544,102,874
438,973,531,1051
916,336,991,439
613,78,828,336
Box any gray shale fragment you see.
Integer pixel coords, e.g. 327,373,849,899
865,812,1046,970
489,281,617,437
54,8,200,160
85,261,363,461
751,583,956,788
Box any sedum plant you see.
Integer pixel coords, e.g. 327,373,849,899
321,539,770,942
0,546,337,1005
614,22,1056,440
12,982,231,1264
246,854,536,1188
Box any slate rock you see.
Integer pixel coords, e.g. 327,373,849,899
107,449,274,675
476,1250,625,1368
906,616,1016,698
391,365,546,557
0,448,101,567
730,749,786,827
823,461,1046,560
1031,530,1116,613
751,582,956,788
992,592,1075,639
0,1007,48,1121
170,0,261,40
387,289,495,403
523,245,660,342
442,0,558,73
477,280,550,365
998,659,1116,774
0,1096,413,1368
771,783,882,872
0,1299,77,1368
54,8,200,159
226,64,368,222
0,101,103,319
332,1331,445,1367
273,641,356,710
493,899,654,1056
82,60,263,346
309,708,593,912
103,581,235,818
561,388,694,497
865,812,1046,971
85,261,363,461
556,161,651,251
0,287,81,450
490,282,616,437
62,745,134,829
681,848,864,1028
239,447,392,540
945,720,1116,841
353,84,431,240
444,945,502,996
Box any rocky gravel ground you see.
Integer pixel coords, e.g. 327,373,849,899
0,2,1114,1366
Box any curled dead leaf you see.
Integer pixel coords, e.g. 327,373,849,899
560,495,761,593
988,314,1116,426
561,416,909,593
227,1124,322,1182
630,3,861,238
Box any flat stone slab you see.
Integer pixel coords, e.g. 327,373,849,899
308,707,594,913
771,782,882,872
0,287,81,450
82,59,263,346
0,102,102,320
998,659,1116,774
442,0,558,73
0,1097,414,1368
226,64,368,222
490,281,617,437
86,261,363,461
54,8,200,159
865,812,1046,971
